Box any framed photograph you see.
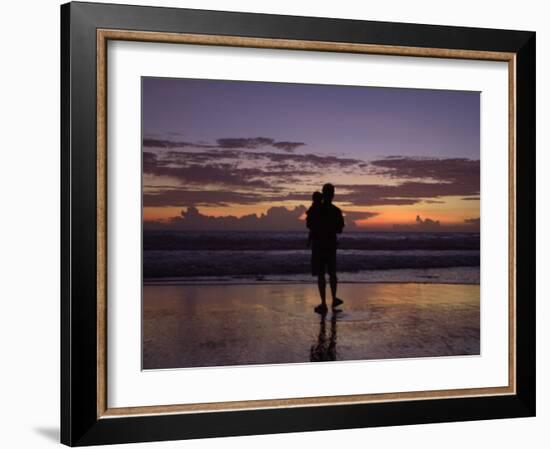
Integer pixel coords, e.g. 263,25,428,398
61,1,536,446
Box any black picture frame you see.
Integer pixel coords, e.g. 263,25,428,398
61,1,536,446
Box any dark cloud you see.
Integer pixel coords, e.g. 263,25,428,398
416,215,440,227
144,136,306,153
271,141,306,152
216,137,274,149
162,150,243,164
154,164,270,189
143,152,479,210
143,189,264,207
393,215,442,231
342,210,379,222
142,150,366,204
216,137,305,152
142,138,214,149
371,156,479,185
260,152,361,167
342,210,379,230
335,184,424,206
148,205,308,231
142,151,158,171
143,186,316,208
337,157,479,207
159,149,362,169
143,151,271,189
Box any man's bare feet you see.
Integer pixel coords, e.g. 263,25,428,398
314,303,328,314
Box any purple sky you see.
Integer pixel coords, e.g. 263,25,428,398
142,77,480,231
143,77,480,160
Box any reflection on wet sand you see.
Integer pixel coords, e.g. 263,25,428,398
310,311,339,362
143,283,480,369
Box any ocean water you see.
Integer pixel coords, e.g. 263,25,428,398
143,231,480,285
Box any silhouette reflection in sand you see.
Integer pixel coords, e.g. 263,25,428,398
310,311,340,362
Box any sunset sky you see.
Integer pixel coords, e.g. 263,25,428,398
142,77,480,232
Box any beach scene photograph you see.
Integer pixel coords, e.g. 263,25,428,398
142,77,480,370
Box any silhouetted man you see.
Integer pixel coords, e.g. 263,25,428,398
306,183,345,314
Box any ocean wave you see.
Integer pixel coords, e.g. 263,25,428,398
144,230,480,251
143,249,480,279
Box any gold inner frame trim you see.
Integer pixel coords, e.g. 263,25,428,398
96,28,517,419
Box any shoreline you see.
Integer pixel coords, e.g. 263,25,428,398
143,263,479,286
143,280,480,286
143,265,480,286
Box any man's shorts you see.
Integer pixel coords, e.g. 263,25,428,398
311,244,337,277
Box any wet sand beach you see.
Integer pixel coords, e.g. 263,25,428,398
143,283,480,370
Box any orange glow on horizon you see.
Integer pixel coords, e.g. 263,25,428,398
144,194,479,230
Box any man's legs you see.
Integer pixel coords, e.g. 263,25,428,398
328,273,337,302
328,248,343,308
317,274,326,305
329,273,343,307
314,262,328,314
